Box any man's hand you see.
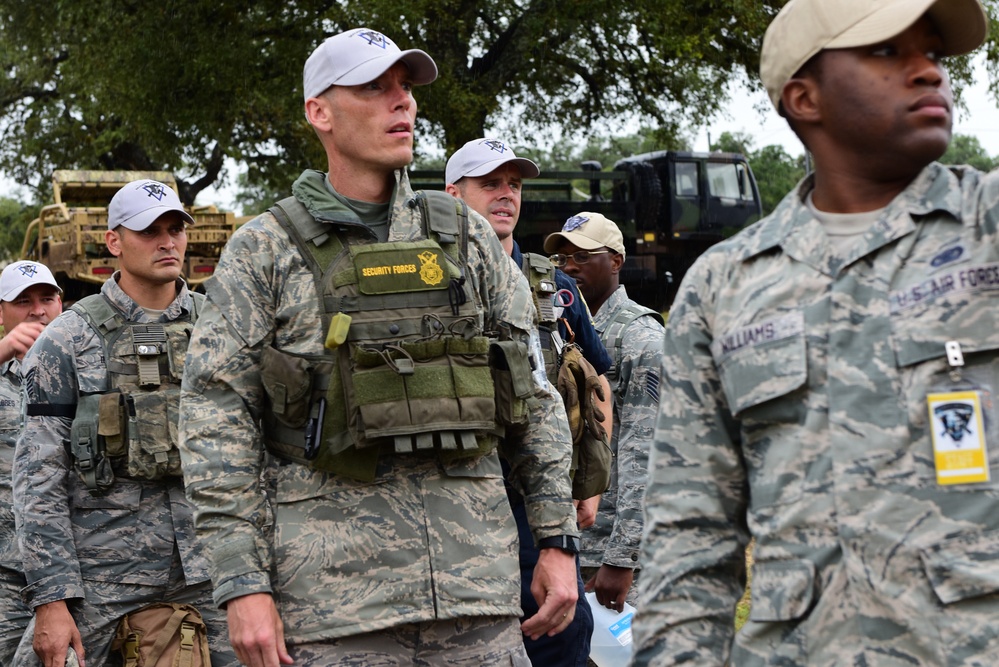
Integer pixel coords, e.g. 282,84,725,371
226,593,294,667
0,321,46,363
33,600,85,667
584,564,635,613
575,495,600,529
521,547,578,641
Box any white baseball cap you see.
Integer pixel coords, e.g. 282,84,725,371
544,212,626,257
445,138,541,185
0,261,61,301
107,179,194,232
761,0,987,110
303,28,438,102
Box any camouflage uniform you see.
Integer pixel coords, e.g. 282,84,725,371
634,163,999,666
0,359,31,665
12,276,235,667
179,170,576,652
581,286,663,602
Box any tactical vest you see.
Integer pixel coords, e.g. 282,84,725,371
260,191,515,482
601,302,664,394
520,253,561,384
68,293,202,491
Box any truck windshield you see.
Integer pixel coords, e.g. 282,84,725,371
707,162,753,201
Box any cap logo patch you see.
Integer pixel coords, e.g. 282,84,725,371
563,214,589,232
141,182,167,201
17,264,38,278
483,139,509,154
357,30,389,49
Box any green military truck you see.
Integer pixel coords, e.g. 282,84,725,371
413,150,762,312
20,170,237,302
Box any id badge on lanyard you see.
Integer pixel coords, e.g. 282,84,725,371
927,341,994,485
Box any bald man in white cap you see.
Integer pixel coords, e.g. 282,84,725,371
178,28,579,667
633,0,999,665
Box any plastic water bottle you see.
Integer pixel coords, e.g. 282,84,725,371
586,591,635,666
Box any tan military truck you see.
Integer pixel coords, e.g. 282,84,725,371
20,170,236,301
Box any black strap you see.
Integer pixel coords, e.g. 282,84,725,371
27,403,76,417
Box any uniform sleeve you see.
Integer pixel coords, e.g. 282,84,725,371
179,219,282,607
601,319,663,569
558,276,612,375
632,258,749,666
466,211,578,542
13,316,88,608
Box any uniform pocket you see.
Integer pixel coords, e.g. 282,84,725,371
920,529,999,605
891,289,999,484
714,312,807,418
748,558,816,622
714,312,810,507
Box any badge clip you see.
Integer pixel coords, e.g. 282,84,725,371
945,340,964,382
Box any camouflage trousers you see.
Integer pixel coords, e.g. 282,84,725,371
0,509,31,667
13,550,236,667
0,562,30,667
287,616,531,666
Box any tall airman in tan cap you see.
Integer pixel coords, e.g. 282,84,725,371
633,1,999,665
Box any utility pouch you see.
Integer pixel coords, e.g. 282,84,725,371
98,392,127,457
124,391,183,480
260,345,316,429
112,603,211,667
490,340,538,427
69,394,115,492
557,344,612,499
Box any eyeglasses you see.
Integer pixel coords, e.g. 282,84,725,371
549,250,611,267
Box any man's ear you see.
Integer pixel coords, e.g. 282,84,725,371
782,76,821,125
106,229,123,257
305,94,335,133
610,252,624,275
444,183,461,198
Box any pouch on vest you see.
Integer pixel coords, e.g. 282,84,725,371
112,603,211,667
490,339,539,427
69,393,115,492
260,345,317,430
124,391,183,480
557,344,612,499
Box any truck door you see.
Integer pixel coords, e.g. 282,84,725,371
704,159,761,236
670,159,701,237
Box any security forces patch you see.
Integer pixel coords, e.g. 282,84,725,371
353,241,450,295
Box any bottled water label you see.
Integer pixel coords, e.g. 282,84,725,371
609,611,633,646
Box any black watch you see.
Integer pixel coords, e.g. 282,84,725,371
538,535,580,555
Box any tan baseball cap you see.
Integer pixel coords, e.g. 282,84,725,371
760,0,987,110
544,212,625,257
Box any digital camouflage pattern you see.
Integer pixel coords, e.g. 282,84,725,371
12,276,234,667
287,616,530,665
581,286,663,576
179,169,577,642
0,359,31,665
634,164,999,666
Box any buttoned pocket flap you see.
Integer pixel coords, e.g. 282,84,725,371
713,312,807,416
920,529,999,605
749,558,816,622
